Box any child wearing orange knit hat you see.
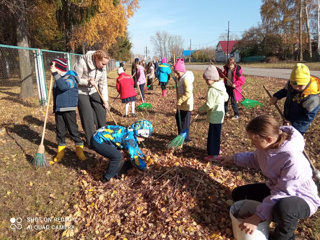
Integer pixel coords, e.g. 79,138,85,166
270,63,320,135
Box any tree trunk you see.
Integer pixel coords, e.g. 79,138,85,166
305,2,312,60
299,0,303,61
15,0,34,99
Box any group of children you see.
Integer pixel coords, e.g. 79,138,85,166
50,53,320,239
200,61,320,239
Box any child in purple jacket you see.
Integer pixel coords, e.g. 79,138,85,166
219,115,320,240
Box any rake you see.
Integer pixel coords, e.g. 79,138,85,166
33,75,53,167
263,85,320,185
219,70,263,109
94,85,118,125
167,114,199,150
137,83,152,111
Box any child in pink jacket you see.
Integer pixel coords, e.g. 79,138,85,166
136,61,146,102
218,57,245,120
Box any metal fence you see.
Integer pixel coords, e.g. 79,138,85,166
0,44,116,105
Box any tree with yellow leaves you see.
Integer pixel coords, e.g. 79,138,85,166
70,0,139,52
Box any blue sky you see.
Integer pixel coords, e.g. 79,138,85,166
127,0,263,58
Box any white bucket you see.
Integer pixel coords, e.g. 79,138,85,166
229,200,270,240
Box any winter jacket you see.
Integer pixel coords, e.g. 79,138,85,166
146,66,154,79
176,71,194,111
220,65,245,102
234,126,320,221
273,76,320,134
137,65,146,85
156,63,171,83
116,72,137,100
92,125,146,169
73,51,108,101
198,80,229,124
52,70,80,112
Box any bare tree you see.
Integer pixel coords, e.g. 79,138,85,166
151,31,184,60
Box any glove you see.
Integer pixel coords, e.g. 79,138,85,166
133,156,146,170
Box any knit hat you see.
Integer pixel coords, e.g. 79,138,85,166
51,58,67,72
117,67,124,75
174,58,186,73
161,58,167,63
290,63,310,85
203,65,219,80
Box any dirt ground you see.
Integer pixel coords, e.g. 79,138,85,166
0,68,319,239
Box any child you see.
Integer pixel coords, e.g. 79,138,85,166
116,67,137,118
146,62,155,90
119,62,126,72
199,65,228,161
270,63,320,135
131,58,139,88
219,115,320,240
136,60,146,102
174,58,194,142
156,57,171,97
91,120,153,181
218,57,245,119
50,58,86,163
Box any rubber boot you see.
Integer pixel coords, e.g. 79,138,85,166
161,90,165,97
163,89,167,97
76,145,86,161
53,145,66,163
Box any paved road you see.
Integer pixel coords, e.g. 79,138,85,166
186,64,320,80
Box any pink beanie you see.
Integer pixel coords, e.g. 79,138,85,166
161,57,167,63
174,58,186,72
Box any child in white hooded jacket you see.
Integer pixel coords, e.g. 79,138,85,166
198,65,228,161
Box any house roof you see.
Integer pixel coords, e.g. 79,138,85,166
217,40,238,53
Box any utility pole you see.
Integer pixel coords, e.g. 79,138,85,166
189,39,191,62
226,21,230,61
144,46,150,61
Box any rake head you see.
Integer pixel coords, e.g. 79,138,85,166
241,98,263,109
137,103,152,111
167,130,188,150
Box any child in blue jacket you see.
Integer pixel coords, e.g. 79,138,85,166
156,57,171,97
50,58,86,164
91,120,153,181
270,63,320,135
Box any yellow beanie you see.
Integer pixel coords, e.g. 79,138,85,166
290,63,310,85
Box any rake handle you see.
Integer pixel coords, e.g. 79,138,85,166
218,69,247,99
40,75,54,145
94,85,118,126
173,55,183,131
263,85,285,121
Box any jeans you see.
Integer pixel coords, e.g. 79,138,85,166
139,83,145,101
225,86,240,116
90,137,123,180
207,123,222,156
175,110,191,141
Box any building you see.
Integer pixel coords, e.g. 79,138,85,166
215,40,240,62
